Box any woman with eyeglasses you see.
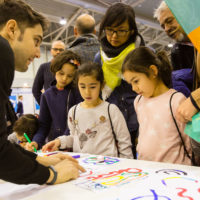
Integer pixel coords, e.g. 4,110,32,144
94,2,145,159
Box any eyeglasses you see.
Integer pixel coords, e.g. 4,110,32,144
105,28,131,37
51,48,64,52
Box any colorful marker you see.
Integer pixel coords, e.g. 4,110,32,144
72,155,80,159
46,152,58,156
46,152,80,159
24,133,37,153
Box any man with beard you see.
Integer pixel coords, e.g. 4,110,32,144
154,1,194,97
155,1,200,165
0,0,84,185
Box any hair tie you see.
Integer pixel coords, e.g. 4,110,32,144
69,59,80,67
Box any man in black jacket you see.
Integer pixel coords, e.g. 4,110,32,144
0,0,84,185
32,40,65,104
16,95,24,117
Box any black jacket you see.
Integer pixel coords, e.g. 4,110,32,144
0,35,49,184
32,61,55,104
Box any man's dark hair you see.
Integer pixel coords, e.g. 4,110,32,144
0,0,48,32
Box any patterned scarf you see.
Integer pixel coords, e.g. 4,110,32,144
100,43,135,100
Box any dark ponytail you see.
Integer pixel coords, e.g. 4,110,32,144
122,46,172,88
156,51,172,88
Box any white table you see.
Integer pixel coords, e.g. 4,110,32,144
1,153,200,200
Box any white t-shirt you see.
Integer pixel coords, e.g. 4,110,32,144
59,101,133,158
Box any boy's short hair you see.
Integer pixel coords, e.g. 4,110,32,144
0,0,48,32
18,95,23,99
13,114,39,140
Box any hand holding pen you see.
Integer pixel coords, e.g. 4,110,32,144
24,133,38,152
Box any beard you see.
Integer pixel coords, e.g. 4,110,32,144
168,25,189,42
176,32,185,42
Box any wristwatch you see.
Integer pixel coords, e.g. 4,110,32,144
47,165,57,185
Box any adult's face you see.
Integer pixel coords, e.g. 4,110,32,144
13,24,43,72
105,20,133,47
51,42,65,58
159,8,188,42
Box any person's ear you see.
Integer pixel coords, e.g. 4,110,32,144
5,20,19,40
93,29,96,35
130,30,134,35
74,26,78,36
149,65,158,78
101,81,105,90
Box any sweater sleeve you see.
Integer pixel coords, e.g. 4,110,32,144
59,107,74,149
0,36,50,185
0,103,49,184
109,104,133,159
0,138,50,184
191,88,200,108
32,64,45,105
33,94,52,148
7,132,18,144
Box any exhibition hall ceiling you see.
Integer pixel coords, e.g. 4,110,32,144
23,0,174,51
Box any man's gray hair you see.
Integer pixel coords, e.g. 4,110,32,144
154,1,168,20
51,40,65,48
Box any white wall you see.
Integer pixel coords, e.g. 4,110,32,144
10,88,36,114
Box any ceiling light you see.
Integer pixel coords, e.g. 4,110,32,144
59,17,66,25
23,83,28,87
168,43,173,48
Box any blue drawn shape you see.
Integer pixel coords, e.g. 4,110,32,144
131,189,171,200
155,169,187,176
83,156,120,165
161,176,198,186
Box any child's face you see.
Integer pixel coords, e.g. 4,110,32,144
78,75,101,107
123,70,157,98
16,134,27,148
55,63,76,89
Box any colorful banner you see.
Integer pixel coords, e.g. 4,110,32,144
165,0,200,52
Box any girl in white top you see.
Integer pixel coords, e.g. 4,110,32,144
122,46,192,165
43,62,133,158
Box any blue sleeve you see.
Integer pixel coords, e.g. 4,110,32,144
93,51,102,65
172,70,192,97
32,64,44,105
33,94,52,148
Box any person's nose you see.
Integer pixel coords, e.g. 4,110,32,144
132,84,138,92
164,24,171,34
111,31,118,38
35,47,41,58
85,87,90,95
62,75,67,81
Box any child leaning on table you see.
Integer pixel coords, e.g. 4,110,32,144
7,114,39,148
26,50,82,151
42,62,133,158
122,46,192,165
